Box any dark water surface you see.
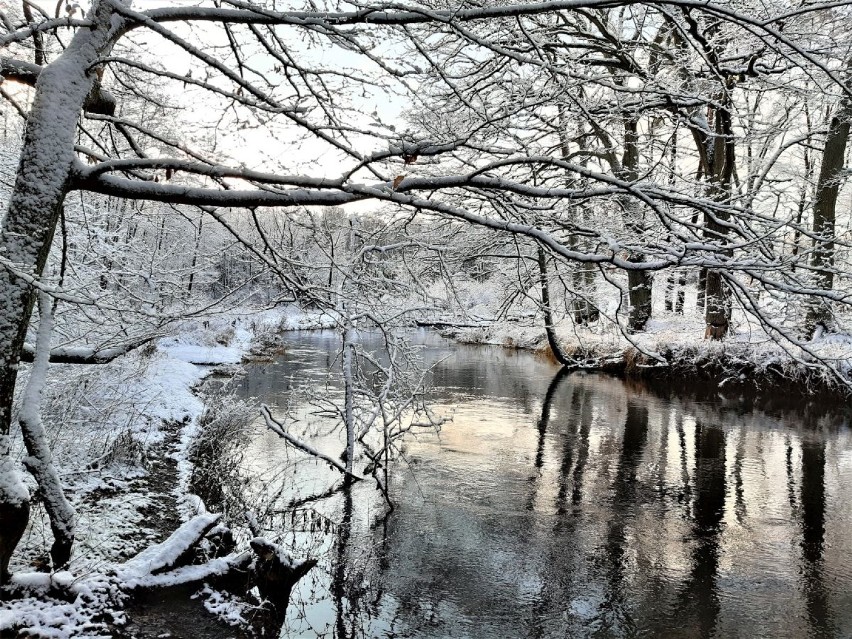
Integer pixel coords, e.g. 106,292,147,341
237,330,852,639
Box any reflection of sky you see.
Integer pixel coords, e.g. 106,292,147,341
237,331,852,638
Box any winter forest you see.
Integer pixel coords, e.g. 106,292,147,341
1,0,852,637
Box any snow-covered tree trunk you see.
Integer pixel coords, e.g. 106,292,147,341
18,294,77,570
805,91,851,336
0,437,29,585
342,321,355,478
621,117,652,333
0,0,126,584
704,102,736,340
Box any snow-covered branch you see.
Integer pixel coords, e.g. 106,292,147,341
260,405,364,481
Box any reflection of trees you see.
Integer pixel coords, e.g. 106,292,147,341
674,423,726,638
332,486,354,639
675,409,692,511
268,346,849,639
799,439,834,638
527,369,599,637
556,387,593,515
733,427,747,523
331,486,395,639
330,486,398,639
570,388,594,509
596,400,649,635
524,369,597,638
534,367,570,470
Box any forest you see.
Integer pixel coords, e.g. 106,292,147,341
1,0,852,637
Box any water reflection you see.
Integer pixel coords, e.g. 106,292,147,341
237,331,852,638
673,422,725,638
800,439,832,638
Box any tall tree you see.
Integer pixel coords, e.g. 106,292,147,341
805,68,852,335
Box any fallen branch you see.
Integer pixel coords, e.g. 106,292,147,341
122,553,252,590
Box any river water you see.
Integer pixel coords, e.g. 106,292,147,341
237,330,852,638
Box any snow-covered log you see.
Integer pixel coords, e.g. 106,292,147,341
119,513,222,580
18,338,154,365
121,553,252,591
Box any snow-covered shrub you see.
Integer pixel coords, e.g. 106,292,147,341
188,387,255,517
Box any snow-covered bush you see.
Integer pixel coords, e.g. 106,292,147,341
188,386,255,518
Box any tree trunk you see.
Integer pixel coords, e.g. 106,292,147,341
341,322,355,476
627,260,652,332
805,91,851,336
537,246,571,366
666,271,686,314
555,108,598,326
0,439,29,585
575,262,599,324
187,215,203,294
0,0,125,583
702,100,736,339
621,117,652,333
674,272,686,314
704,270,730,340
19,294,77,570
568,234,599,325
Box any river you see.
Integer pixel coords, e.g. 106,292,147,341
236,330,852,638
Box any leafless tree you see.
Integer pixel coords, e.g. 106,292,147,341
2,0,852,584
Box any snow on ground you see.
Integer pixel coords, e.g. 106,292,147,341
198,584,249,627
160,304,336,364
1,355,211,636
0,305,313,636
0,302,339,636
1,571,120,639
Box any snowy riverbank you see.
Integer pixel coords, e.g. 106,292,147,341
0,304,332,638
449,314,852,397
